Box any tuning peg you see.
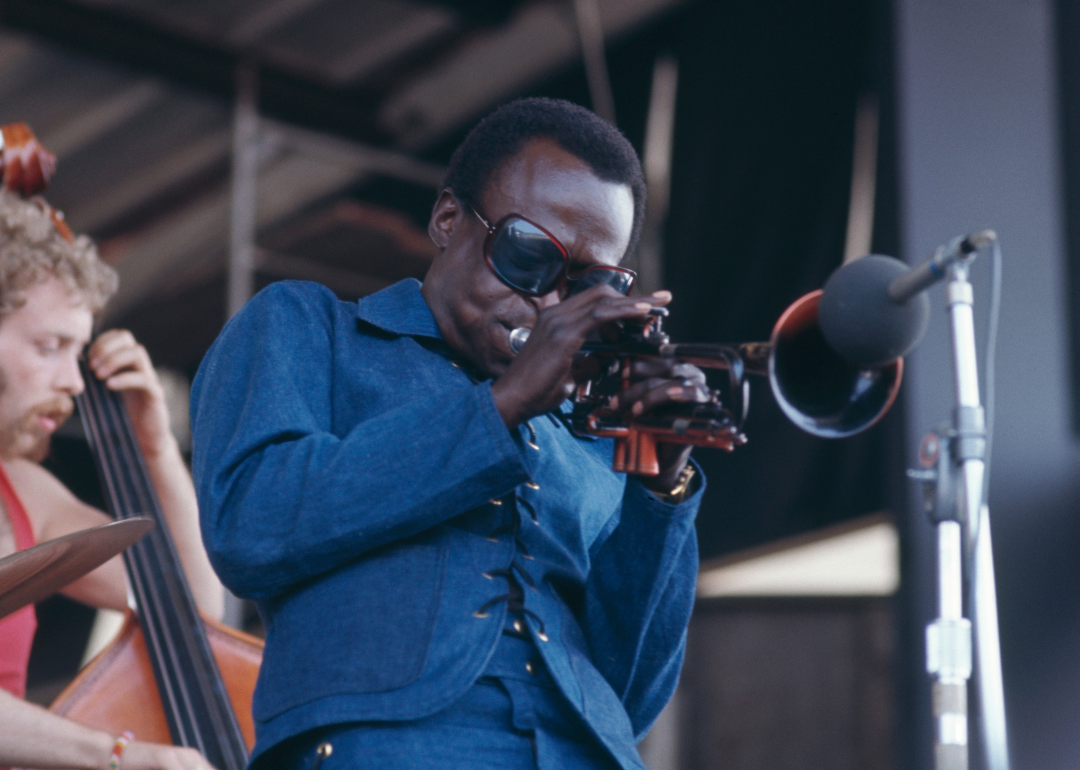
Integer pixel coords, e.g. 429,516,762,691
0,122,56,197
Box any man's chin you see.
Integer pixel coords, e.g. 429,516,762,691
24,436,51,463
487,359,511,380
1,431,52,463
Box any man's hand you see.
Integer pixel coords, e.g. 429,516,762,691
609,356,710,493
491,285,670,428
490,286,708,491
87,330,174,459
119,741,218,770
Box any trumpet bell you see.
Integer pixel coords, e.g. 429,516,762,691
769,290,903,438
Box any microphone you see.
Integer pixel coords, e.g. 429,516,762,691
817,230,996,367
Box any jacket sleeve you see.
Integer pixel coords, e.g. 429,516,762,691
191,282,529,600
581,467,704,739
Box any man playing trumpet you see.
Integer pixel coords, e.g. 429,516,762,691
193,97,708,770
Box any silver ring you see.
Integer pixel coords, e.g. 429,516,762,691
681,379,694,388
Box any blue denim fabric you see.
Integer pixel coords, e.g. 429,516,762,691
263,632,619,770
190,280,704,769
265,680,618,770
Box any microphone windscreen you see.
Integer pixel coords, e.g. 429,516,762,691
818,255,931,367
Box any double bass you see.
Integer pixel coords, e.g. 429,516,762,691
49,364,263,768
0,122,263,768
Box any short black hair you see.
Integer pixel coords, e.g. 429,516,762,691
442,97,646,259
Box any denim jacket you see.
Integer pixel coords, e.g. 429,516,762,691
190,280,704,769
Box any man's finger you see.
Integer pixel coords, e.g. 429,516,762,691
610,376,671,409
104,371,156,392
91,345,150,380
628,380,711,415
627,359,708,382
558,283,670,310
612,362,708,409
87,328,137,360
527,298,654,356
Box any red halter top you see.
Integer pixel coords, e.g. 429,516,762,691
0,462,38,698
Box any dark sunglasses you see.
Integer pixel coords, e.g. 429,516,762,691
467,201,636,299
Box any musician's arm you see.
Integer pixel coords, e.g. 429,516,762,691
192,282,530,600
5,458,126,610
137,436,224,620
84,331,224,620
0,687,216,769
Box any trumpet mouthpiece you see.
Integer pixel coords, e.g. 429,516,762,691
509,327,531,354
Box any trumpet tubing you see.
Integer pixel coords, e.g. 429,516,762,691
581,289,903,475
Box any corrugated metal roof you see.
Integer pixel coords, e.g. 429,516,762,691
0,0,682,369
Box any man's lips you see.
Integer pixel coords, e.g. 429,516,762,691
29,401,73,435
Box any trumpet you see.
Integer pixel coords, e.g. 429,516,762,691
512,289,902,476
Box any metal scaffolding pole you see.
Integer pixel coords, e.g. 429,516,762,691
228,59,259,320
572,0,616,125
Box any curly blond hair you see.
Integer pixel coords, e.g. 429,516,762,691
0,189,116,319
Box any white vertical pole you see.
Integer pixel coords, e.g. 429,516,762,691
223,60,259,630
572,0,616,125
973,503,1009,770
637,55,678,295
228,59,259,320
842,95,879,264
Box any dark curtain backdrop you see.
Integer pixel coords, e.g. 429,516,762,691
659,0,902,559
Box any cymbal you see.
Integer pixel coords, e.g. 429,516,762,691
0,517,154,619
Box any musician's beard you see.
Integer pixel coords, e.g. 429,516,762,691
0,364,74,463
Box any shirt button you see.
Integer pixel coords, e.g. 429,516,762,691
512,619,525,634
526,481,540,490
525,661,537,676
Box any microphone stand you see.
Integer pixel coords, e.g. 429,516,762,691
908,250,1009,770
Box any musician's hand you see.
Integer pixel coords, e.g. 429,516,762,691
86,330,175,459
608,357,710,493
119,741,218,770
491,286,671,428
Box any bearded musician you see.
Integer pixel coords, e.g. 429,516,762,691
0,126,222,770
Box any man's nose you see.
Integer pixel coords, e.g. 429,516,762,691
56,355,85,396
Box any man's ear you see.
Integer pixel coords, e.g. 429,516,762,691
428,189,461,249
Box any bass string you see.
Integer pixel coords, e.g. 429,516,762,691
78,373,205,747
90,376,247,763
90,374,249,766
83,378,227,759
79,369,242,760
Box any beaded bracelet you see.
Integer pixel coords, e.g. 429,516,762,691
108,731,134,770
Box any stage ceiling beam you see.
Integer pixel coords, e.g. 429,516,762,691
99,134,446,325
0,0,387,144
0,0,681,317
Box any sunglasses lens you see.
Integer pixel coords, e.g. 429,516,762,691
488,217,566,295
565,267,636,298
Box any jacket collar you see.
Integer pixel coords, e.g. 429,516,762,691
355,279,444,340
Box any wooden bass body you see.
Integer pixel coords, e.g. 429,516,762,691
50,611,263,750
